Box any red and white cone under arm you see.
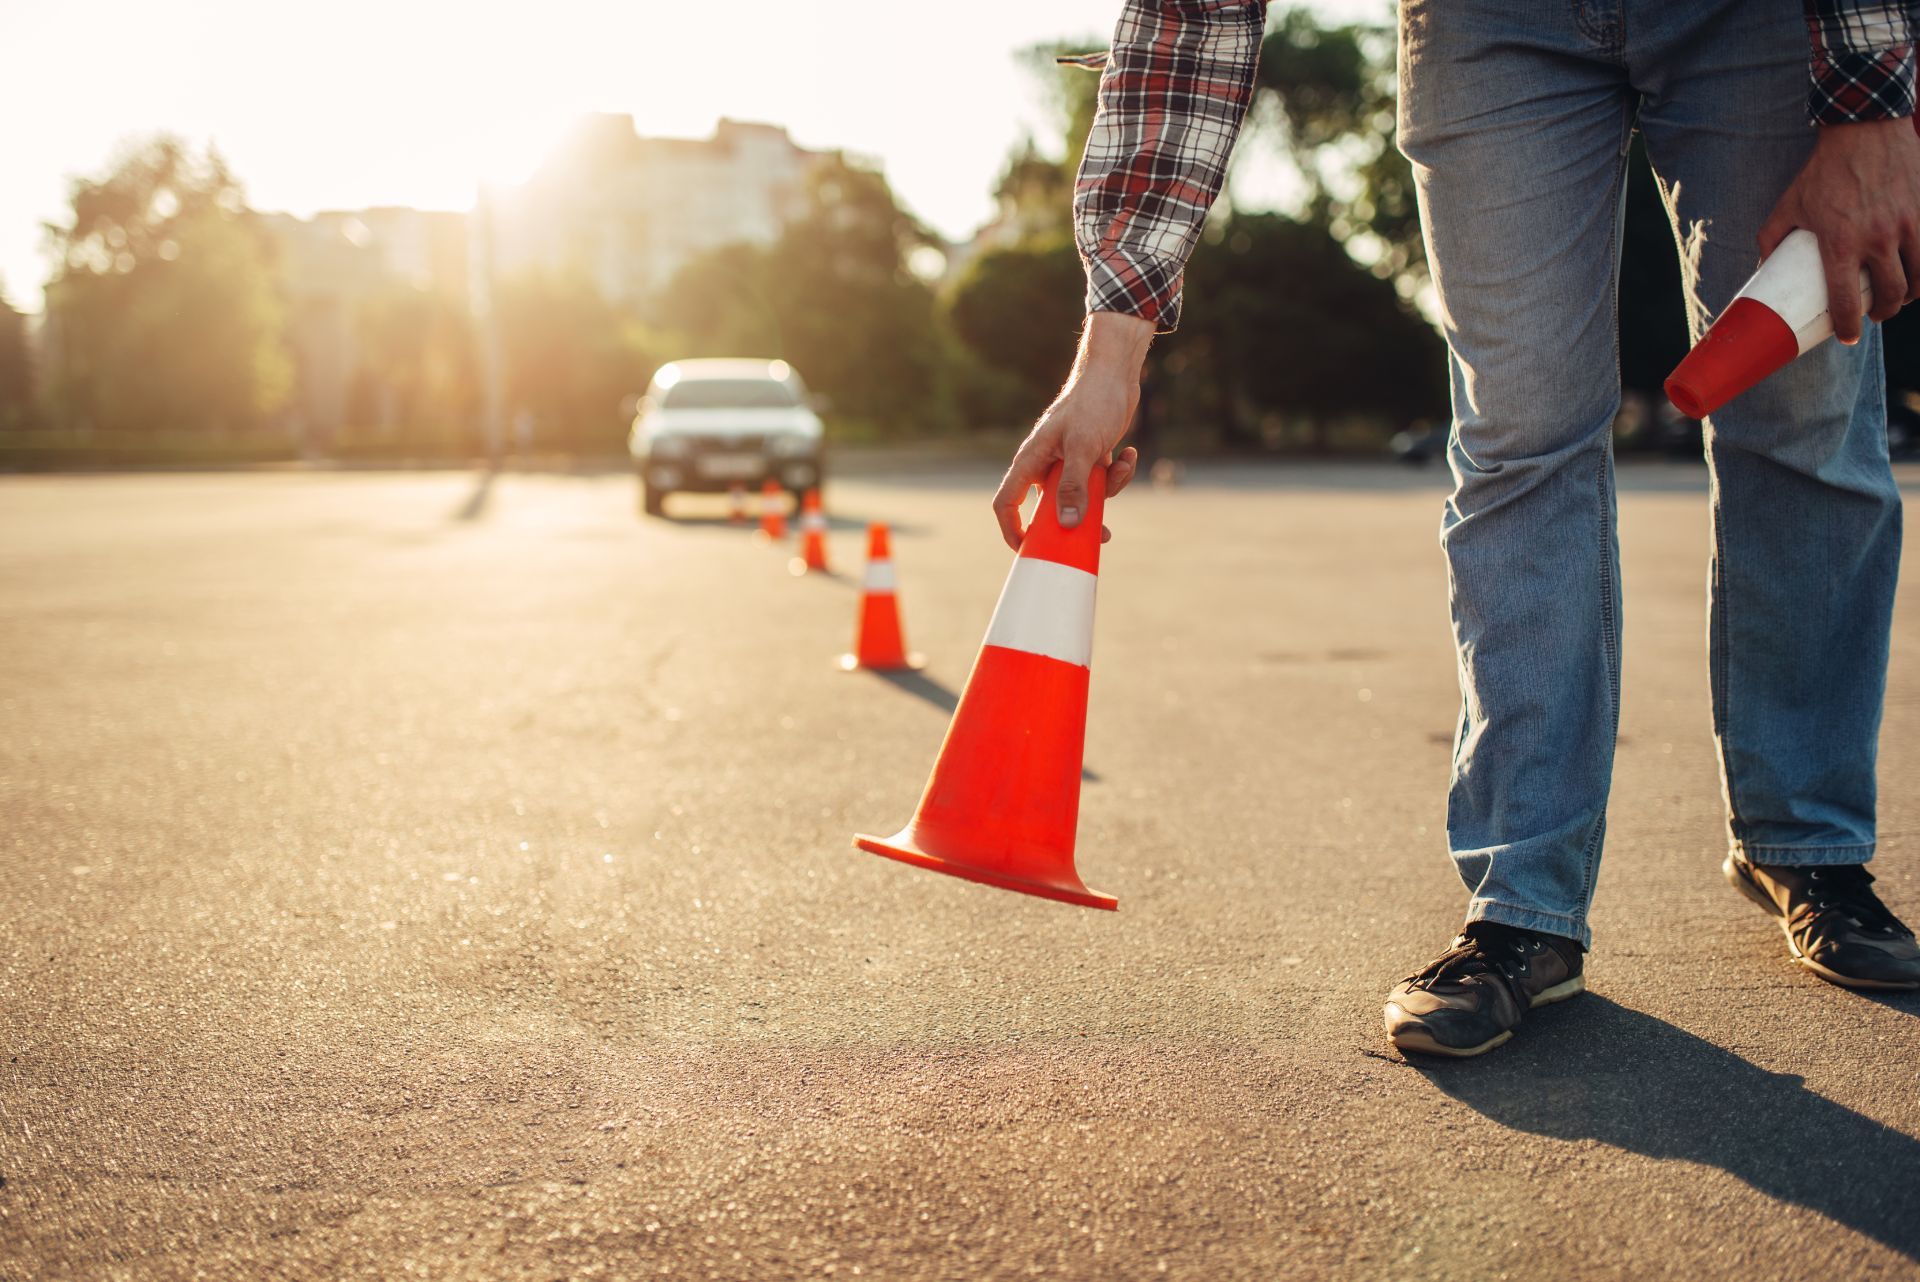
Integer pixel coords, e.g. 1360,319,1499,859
1664,228,1872,419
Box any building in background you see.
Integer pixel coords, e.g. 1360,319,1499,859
262,208,468,450
490,116,823,311
261,117,827,450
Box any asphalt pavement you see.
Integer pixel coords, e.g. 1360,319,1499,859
3,461,1919,1281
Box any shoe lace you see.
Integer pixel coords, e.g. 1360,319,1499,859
1799,865,1908,936
1404,923,1535,992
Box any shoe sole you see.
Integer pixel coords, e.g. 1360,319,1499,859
1722,856,1920,992
1386,974,1587,1059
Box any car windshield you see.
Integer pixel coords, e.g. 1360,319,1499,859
660,378,797,410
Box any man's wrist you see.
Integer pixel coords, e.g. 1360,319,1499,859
1076,310,1155,380
1816,116,1915,138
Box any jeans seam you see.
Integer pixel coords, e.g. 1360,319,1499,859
1742,843,1875,853
1577,127,1630,916
1739,842,1877,866
1710,449,1746,845
1571,0,1623,56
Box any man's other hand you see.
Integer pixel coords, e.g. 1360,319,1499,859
992,311,1152,551
1759,117,1920,344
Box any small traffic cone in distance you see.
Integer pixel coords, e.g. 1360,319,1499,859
853,461,1115,910
757,479,787,542
1665,228,1870,419
840,523,924,672
729,483,748,525
792,487,829,574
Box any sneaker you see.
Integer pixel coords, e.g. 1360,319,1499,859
1724,854,1920,990
1383,922,1586,1057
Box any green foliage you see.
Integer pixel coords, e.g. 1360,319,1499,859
347,285,482,442
1019,38,1104,184
497,272,660,451
1256,8,1422,285
41,136,291,434
655,155,954,435
944,237,1084,423
1169,213,1446,446
989,141,1075,246
0,281,32,429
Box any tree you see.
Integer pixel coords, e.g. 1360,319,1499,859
944,236,1084,420
1171,213,1447,447
1016,37,1104,199
41,136,291,435
655,155,953,435
0,280,32,429
348,284,480,442
497,271,659,451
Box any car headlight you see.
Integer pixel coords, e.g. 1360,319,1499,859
650,435,691,458
767,433,816,457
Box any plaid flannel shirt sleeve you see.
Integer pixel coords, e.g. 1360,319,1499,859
1070,0,1266,333
1804,0,1917,123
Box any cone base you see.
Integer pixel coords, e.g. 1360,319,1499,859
838,652,927,672
853,828,1117,911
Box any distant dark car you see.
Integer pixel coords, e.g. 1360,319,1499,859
1657,392,1919,462
1650,399,1704,458
1389,422,1443,465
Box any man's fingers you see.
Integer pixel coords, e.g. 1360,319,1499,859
1866,250,1906,323
991,482,1026,551
1105,446,1139,497
1055,445,1097,528
1824,243,1866,344
992,448,1049,551
1757,207,1796,262
1100,524,1112,544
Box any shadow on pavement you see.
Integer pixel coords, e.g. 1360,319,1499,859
656,515,763,530
872,668,960,715
1861,989,1920,1022
792,565,854,586
451,466,497,522
1416,995,1920,1262
655,512,926,537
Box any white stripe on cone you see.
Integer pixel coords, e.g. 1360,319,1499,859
1739,228,1871,356
863,561,897,592
982,557,1097,669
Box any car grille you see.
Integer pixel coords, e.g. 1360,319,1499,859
681,434,767,452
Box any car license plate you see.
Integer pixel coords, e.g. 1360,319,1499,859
701,454,762,479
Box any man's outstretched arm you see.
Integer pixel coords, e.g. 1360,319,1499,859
992,0,1266,549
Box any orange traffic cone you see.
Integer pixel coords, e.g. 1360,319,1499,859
728,483,748,525
840,523,924,672
793,487,829,574
854,461,1114,910
757,479,787,542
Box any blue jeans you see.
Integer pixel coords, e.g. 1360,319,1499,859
1398,0,1904,948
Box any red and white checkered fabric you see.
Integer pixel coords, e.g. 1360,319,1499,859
1066,1,1918,334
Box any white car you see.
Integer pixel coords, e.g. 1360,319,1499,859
627,359,824,516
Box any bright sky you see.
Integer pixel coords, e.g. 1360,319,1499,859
0,0,1381,314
